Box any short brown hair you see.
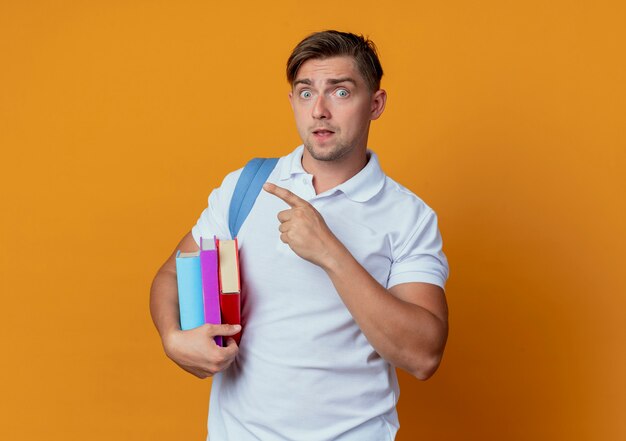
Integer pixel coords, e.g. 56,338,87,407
286,30,384,92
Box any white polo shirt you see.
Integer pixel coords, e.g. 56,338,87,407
192,145,448,441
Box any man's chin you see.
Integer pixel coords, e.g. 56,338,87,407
304,143,338,161
304,142,349,162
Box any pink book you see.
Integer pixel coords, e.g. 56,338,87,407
200,237,222,346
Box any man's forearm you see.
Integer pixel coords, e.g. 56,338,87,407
262,183,448,379
321,240,448,380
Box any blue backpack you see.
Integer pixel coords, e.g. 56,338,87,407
228,157,278,238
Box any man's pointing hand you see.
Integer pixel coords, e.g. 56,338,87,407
263,182,343,269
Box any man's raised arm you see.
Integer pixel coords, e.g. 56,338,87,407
263,183,448,380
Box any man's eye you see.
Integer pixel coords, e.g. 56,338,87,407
336,89,349,97
300,90,312,99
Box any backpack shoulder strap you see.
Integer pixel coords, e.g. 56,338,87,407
228,157,279,238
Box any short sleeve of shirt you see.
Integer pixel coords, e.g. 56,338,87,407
191,168,243,246
387,209,449,290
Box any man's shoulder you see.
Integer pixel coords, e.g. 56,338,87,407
379,175,435,216
218,146,299,190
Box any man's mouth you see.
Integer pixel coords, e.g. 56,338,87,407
312,129,335,137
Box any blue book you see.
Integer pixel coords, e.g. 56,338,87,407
175,250,204,330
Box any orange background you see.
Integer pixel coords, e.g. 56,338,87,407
1,1,624,440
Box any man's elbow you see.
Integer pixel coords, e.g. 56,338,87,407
410,318,448,380
407,331,447,380
409,352,444,381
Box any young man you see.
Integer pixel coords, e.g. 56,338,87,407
150,30,449,440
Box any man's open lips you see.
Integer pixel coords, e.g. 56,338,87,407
313,129,335,137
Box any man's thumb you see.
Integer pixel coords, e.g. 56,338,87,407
205,324,241,336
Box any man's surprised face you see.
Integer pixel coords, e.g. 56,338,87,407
289,56,385,163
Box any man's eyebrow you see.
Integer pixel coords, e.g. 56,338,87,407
293,79,312,87
292,77,357,88
327,77,357,86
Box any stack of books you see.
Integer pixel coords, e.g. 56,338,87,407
175,237,242,345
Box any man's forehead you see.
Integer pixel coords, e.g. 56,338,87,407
293,56,364,85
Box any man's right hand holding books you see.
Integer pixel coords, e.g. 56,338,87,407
162,323,241,379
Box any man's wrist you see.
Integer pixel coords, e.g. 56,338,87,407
320,236,350,274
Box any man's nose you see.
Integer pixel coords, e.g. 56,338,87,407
312,95,330,119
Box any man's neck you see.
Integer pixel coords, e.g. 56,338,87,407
301,147,369,195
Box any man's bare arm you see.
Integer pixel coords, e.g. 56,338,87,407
264,183,448,380
324,249,447,380
150,231,241,378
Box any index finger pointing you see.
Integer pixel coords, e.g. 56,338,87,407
263,182,307,207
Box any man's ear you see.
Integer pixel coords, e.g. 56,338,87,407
288,90,294,110
370,89,387,120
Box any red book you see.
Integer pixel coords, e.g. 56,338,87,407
217,238,242,344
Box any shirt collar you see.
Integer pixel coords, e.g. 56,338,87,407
278,145,386,203
279,145,308,180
